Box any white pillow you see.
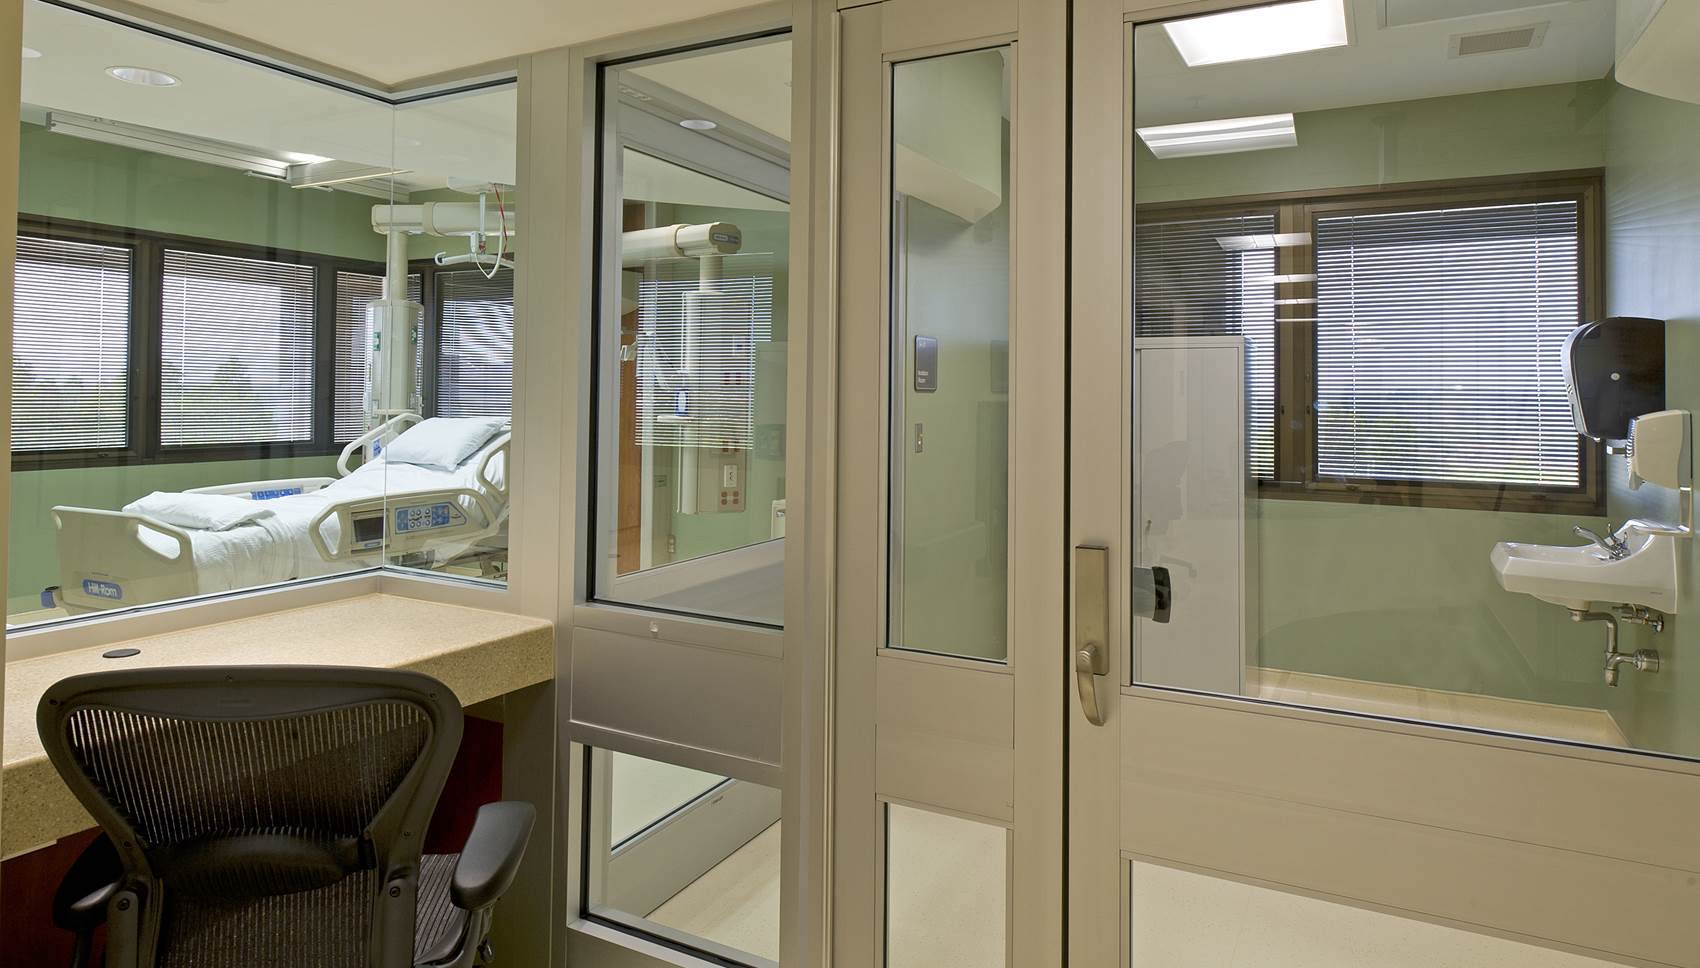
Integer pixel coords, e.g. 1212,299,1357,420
384,416,509,470
124,491,276,531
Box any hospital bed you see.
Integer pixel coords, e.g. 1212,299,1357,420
49,415,510,615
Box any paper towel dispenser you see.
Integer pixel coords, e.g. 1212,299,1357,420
1562,316,1665,442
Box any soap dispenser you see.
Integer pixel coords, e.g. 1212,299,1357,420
1623,409,1694,539
1628,409,1691,492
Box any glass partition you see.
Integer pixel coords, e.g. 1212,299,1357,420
594,35,792,626
1129,0,1700,760
585,749,781,966
8,0,517,630
887,47,1012,662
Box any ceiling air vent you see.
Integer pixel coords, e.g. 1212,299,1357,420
1449,21,1549,57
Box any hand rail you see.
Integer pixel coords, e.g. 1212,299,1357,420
337,413,422,478
476,432,512,500
185,477,338,499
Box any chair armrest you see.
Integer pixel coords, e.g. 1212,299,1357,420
53,834,123,934
451,801,535,912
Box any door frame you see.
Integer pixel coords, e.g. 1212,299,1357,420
829,0,1067,965
1068,3,1700,967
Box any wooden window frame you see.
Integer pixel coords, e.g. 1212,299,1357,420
1136,169,1605,515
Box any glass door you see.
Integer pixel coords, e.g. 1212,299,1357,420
1070,1,1700,966
832,1,1066,965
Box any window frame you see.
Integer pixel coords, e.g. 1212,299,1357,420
9,215,459,471
1135,170,1605,515
10,219,151,467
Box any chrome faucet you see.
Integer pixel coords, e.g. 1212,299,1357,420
1575,523,1630,560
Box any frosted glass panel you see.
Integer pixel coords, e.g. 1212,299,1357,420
885,804,1007,968
1131,861,1620,968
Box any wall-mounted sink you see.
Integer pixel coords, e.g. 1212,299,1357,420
1491,527,1680,613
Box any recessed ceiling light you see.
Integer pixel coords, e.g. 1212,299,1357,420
1137,113,1297,159
106,66,180,87
679,118,717,131
22,47,42,59
1164,0,1349,67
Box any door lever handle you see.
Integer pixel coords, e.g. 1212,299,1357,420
1075,640,1108,726
1075,546,1111,726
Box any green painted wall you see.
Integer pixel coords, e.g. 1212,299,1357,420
1602,83,1700,757
19,122,383,260
1136,80,1610,204
1257,501,1611,710
8,124,374,612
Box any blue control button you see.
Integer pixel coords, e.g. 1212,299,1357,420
394,502,457,533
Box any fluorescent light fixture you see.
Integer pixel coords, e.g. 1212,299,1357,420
679,118,718,131
1217,232,1311,252
1164,0,1349,67
22,47,42,59
46,112,288,178
287,159,410,192
1268,273,1316,284
1274,297,1317,305
106,66,179,87
1136,113,1297,159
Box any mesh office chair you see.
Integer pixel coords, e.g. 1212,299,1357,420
38,666,535,968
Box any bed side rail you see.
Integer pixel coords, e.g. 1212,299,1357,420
337,413,423,477
476,432,512,502
50,507,197,614
185,477,338,500
308,486,504,562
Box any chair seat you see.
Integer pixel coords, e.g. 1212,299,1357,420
414,853,469,966
153,854,467,968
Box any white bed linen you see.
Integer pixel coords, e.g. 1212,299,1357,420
135,435,508,593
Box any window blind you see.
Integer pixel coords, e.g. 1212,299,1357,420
1134,214,1276,479
12,236,132,452
634,254,774,451
160,249,317,446
1314,200,1581,487
436,269,514,419
334,270,422,441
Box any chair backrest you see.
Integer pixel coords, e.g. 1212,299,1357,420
38,665,463,968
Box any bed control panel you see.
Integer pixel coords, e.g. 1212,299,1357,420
395,501,467,534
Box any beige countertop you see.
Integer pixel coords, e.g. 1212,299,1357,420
3,593,554,858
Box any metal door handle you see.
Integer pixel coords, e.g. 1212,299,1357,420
1075,640,1108,726
1075,546,1111,726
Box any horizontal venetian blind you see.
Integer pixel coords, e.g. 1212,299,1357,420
1314,200,1581,486
334,270,422,441
12,236,132,452
1135,214,1276,479
635,254,774,450
436,269,514,419
160,249,317,446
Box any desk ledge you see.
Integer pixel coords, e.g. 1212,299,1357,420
3,593,554,858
